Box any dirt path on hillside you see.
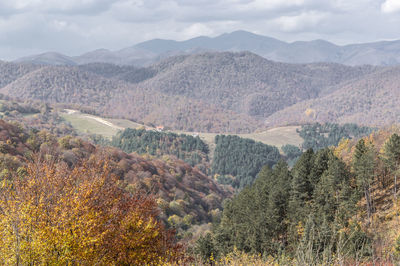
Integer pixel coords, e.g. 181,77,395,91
63,109,125,131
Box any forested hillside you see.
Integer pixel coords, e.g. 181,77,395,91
104,88,261,133
2,99,400,263
192,127,400,264
212,135,281,188
199,149,366,264
265,66,400,127
0,66,127,111
2,52,395,133
0,60,39,88
0,119,230,246
140,52,377,119
107,128,209,170
0,57,263,133
78,63,157,83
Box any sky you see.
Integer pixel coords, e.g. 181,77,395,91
1,0,400,60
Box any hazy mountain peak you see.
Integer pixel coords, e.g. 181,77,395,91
220,30,261,38
14,52,76,66
133,38,180,53
221,30,282,41
12,30,400,66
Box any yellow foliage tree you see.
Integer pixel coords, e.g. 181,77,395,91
0,157,182,265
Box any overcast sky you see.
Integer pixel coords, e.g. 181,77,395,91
1,0,400,60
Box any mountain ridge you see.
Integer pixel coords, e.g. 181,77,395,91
11,30,400,66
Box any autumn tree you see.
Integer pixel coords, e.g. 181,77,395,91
0,156,182,265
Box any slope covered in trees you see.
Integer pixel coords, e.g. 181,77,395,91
77,63,157,83
140,52,377,119
265,66,400,127
0,61,39,88
212,135,281,188
1,52,391,133
199,149,368,264
108,128,209,169
0,66,128,111
0,59,262,133
3,104,400,264
195,127,400,264
0,119,230,243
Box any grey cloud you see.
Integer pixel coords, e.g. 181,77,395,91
111,0,317,23
381,0,400,13
0,0,117,16
1,0,400,60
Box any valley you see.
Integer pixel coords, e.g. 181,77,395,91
1,28,400,265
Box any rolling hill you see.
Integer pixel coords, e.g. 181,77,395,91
264,66,400,127
0,57,263,133
1,51,400,132
0,66,127,111
138,52,378,118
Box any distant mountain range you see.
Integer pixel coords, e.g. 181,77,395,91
2,51,399,132
13,30,400,66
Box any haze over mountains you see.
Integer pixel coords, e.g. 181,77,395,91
13,30,400,67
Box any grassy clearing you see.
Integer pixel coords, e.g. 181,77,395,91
167,126,302,151
60,112,120,139
61,110,302,149
240,126,302,148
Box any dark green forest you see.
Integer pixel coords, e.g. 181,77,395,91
212,135,281,188
197,147,373,263
109,128,209,168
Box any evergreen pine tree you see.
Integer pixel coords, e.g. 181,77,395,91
353,139,375,221
288,149,315,224
309,148,332,188
383,133,400,196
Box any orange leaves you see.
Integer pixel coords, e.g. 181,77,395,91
0,156,182,265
